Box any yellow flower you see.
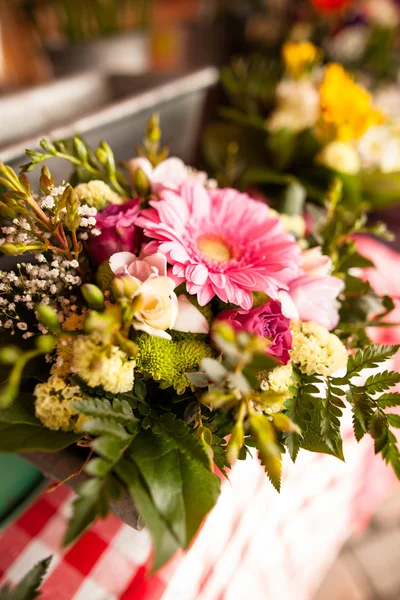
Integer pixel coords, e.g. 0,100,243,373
282,41,322,79
318,63,384,142
34,375,87,432
72,334,135,394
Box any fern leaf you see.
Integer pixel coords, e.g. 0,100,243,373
321,380,344,459
378,393,400,408
0,557,52,600
346,345,399,378
72,398,137,424
82,418,131,441
249,414,282,491
381,431,400,479
365,371,400,393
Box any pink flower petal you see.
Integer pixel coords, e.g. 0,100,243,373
109,252,137,275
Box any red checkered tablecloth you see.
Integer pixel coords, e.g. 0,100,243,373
0,237,399,600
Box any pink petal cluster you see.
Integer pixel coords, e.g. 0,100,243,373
285,247,344,330
137,183,302,310
129,157,207,194
109,251,209,337
218,300,292,364
87,198,142,265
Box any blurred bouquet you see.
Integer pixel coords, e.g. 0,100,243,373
245,0,400,86
204,40,400,212
0,116,400,570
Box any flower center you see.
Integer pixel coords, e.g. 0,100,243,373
197,235,232,262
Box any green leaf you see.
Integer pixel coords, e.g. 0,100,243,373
378,393,400,408
82,418,131,441
127,429,220,550
0,556,52,600
157,417,212,470
63,489,105,546
381,431,400,479
91,435,125,460
320,380,344,460
249,414,282,491
72,397,138,423
0,393,81,453
387,414,400,428
347,345,399,378
116,458,180,572
365,371,400,393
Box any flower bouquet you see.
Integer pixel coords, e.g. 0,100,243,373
247,0,400,85
0,116,400,571
204,40,400,212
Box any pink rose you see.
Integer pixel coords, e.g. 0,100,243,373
217,300,292,364
283,247,344,330
109,252,209,338
86,198,143,265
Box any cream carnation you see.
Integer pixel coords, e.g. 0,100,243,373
72,334,135,393
290,321,347,377
260,363,294,398
34,375,86,432
74,180,123,210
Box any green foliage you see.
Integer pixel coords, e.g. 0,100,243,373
249,414,282,491
0,556,51,600
284,370,345,461
64,390,221,570
347,345,400,378
0,393,81,452
22,137,131,197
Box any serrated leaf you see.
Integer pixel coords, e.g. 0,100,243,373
249,414,282,491
272,413,301,434
0,556,52,600
347,345,399,378
127,429,220,555
82,418,131,440
365,371,400,393
387,414,400,428
72,398,137,423
159,417,212,469
378,393,400,408
381,431,400,479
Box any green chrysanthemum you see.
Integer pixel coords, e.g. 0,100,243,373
136,334,213,394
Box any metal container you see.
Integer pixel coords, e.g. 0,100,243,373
46,32,150,78
1,67,219,187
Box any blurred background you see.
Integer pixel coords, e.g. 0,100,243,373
1,1,400,599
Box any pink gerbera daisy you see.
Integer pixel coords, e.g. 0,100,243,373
137,183,302,310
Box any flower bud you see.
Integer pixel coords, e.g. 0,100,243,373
0,346,21,364
37,305,61,333
112,276,141,300
36,334,57,354
81,284,105,311
133,167,150,198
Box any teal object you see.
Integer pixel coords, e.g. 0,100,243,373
0,454,45,527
